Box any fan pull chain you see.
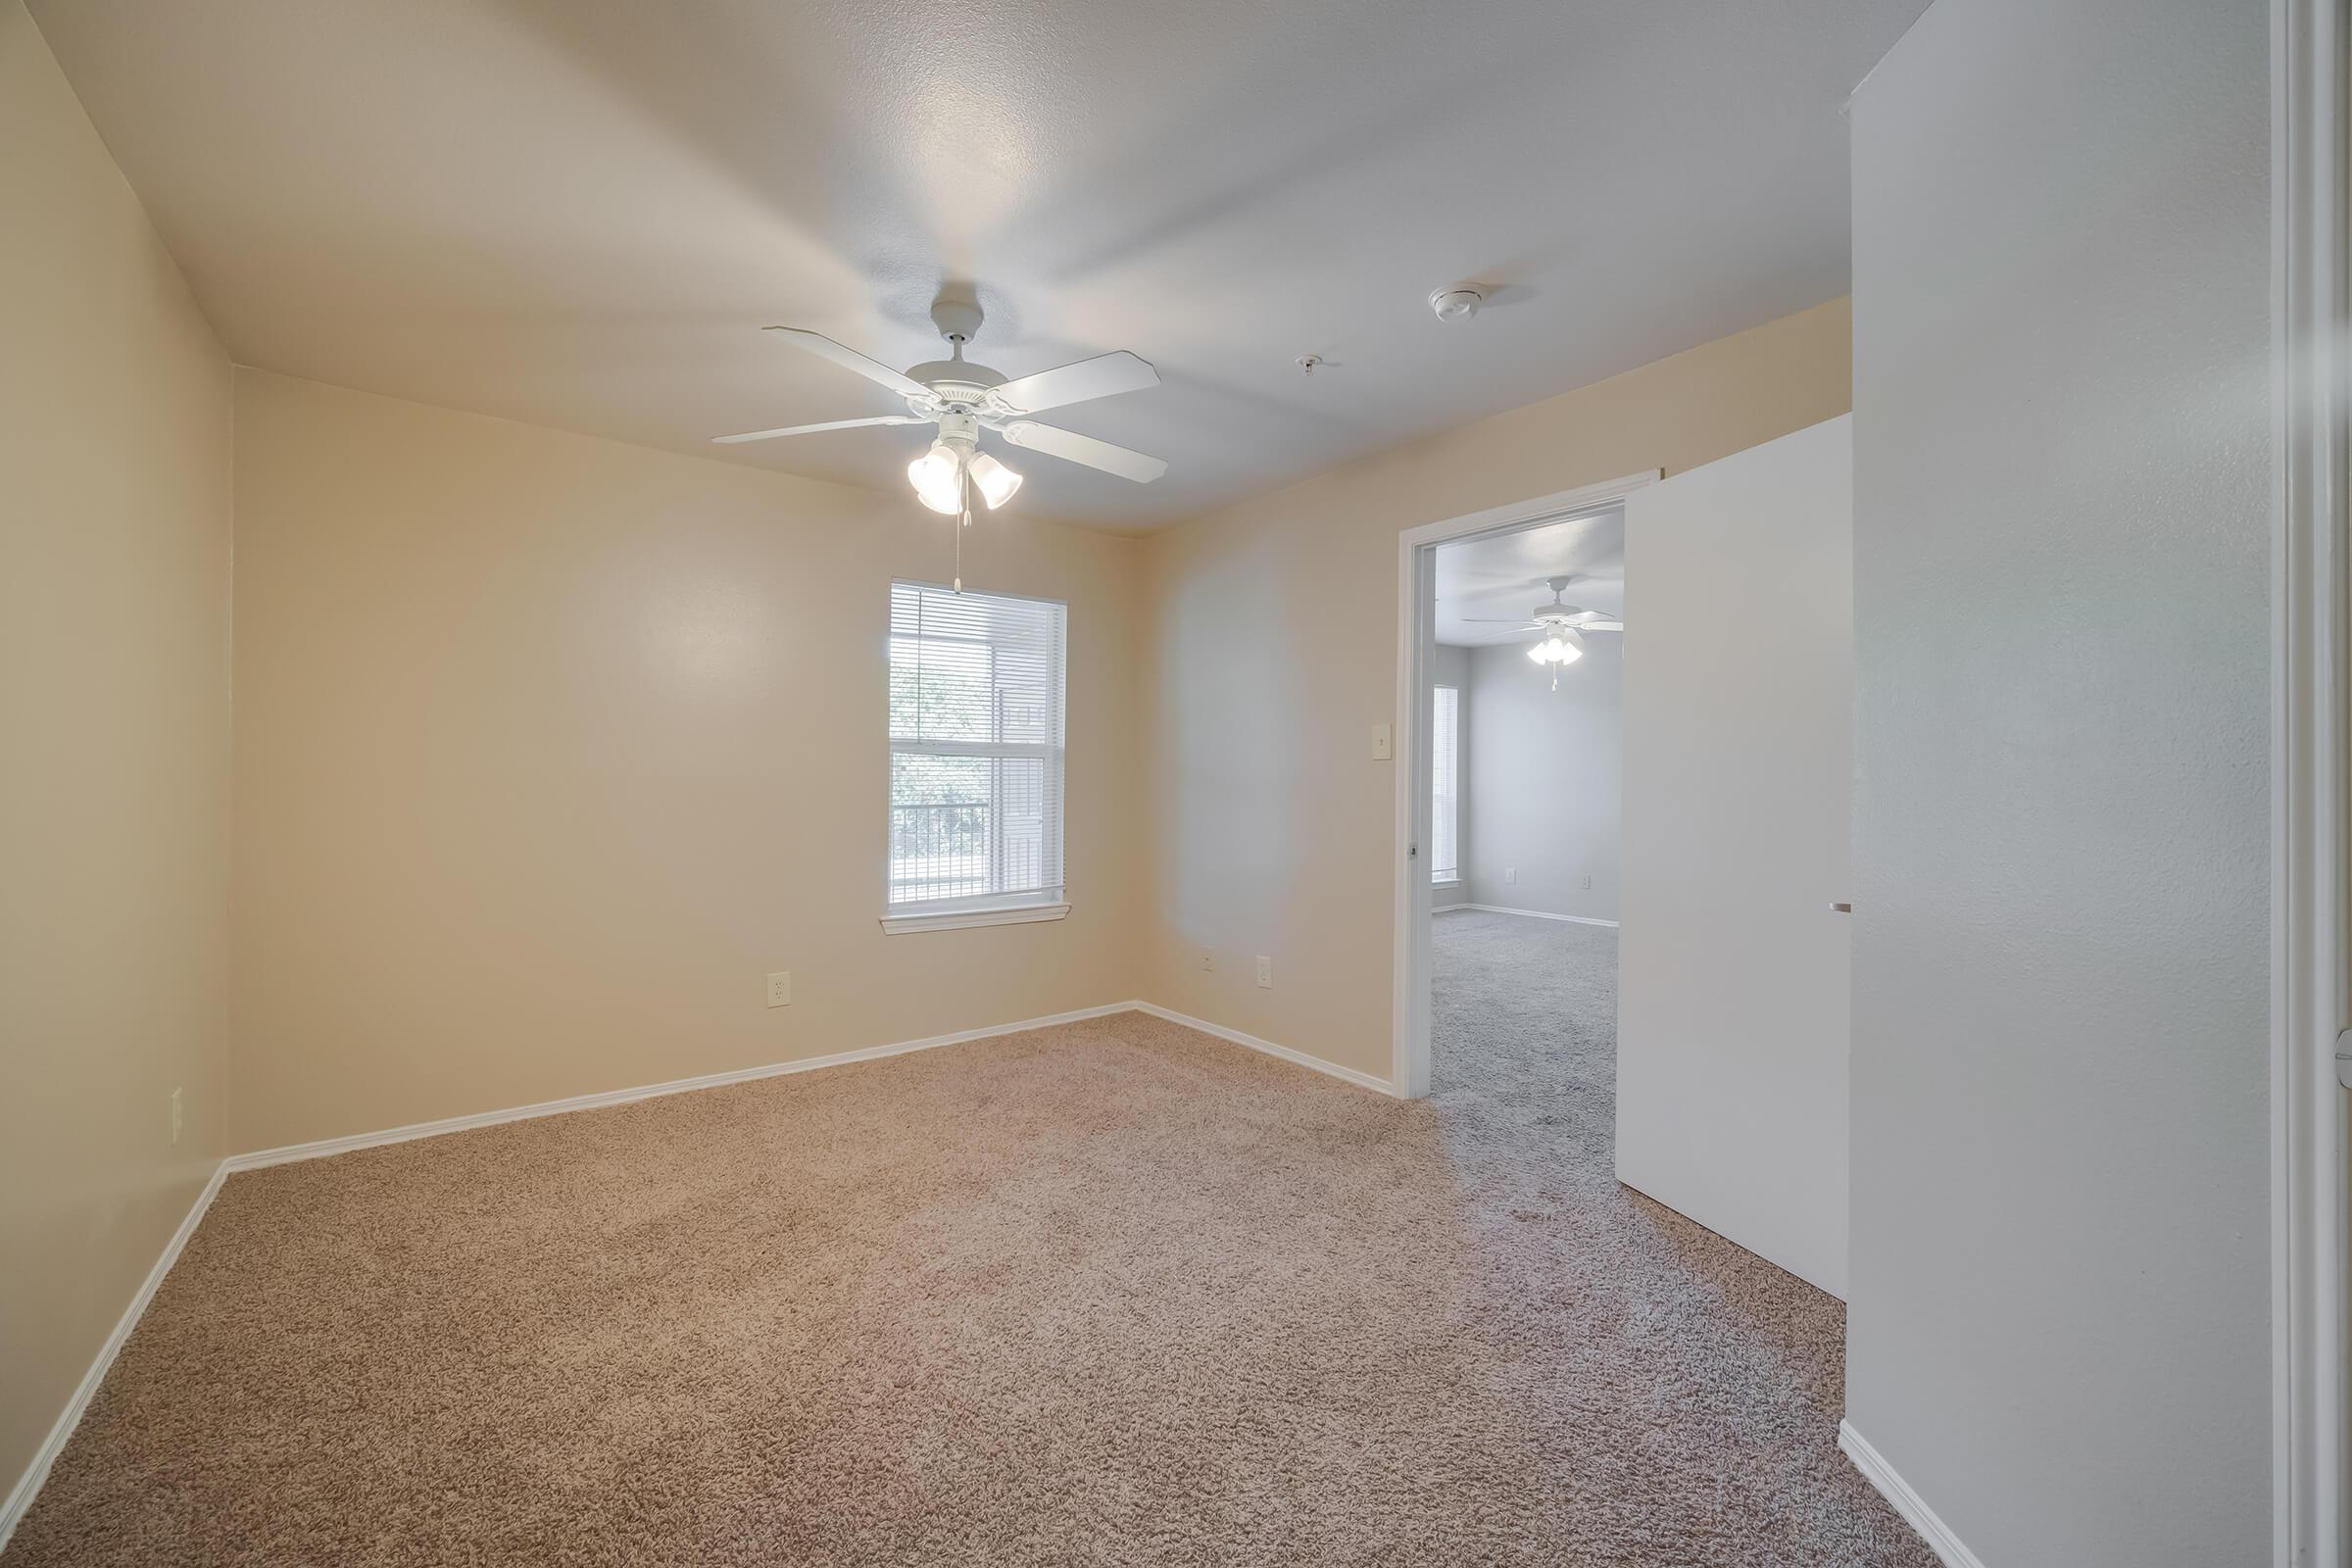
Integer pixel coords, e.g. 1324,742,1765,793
953,458,964,593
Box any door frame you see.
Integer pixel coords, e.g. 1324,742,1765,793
2271,0,2347,1560
1391,470,1658,1098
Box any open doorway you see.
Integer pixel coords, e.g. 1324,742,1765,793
1421,511,1625,1099
1395,423,1856,1300
1391,474,1655,1099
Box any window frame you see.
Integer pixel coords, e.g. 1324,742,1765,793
1431,682,1461,886
880,580,1070,935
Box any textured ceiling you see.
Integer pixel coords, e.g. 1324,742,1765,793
1436,511,1625,648
30,0,1924,529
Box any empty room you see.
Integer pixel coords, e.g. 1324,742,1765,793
3,1,2339,1565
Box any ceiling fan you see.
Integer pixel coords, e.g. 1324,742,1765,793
712,295,1166,556
1461,575,1625,688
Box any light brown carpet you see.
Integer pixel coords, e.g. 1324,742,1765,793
6,912,1933,1565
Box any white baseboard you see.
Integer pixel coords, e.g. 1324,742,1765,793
0,1159,228,1553
1838,1420,1985,1568
3,998,1385,1547
226,1000,1396,1171
226,1000,1143,1171
1128,1001,1399,1097
1447,902,1620,929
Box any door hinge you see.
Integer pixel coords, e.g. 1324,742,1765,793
2336,1028,2352,1092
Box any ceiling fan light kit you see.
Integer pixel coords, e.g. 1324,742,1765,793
905,416,1023,518
712,292,1166,588
1528,624,1584,689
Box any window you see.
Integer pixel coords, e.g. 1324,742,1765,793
1432,684,1459,884
884,582,1067,932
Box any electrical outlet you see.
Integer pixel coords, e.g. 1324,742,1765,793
1254,956,1273,989
1199,950,1213,972
765,971,793,1007
1581,873,1592,890
1505,866,1517,885
170,1087,182,1146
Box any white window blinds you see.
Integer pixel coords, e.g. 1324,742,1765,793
1432,685,1459,881
887,582,1066,912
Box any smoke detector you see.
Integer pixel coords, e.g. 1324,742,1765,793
1429,285,1487,322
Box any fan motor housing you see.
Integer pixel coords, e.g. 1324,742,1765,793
930,409,981,450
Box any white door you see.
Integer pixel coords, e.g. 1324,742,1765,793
1616,415,1853,1298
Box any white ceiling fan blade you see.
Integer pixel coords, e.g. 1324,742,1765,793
1460,616,1542,625
764,327,931,400
1002,420,1168,483
989,351,1159,416
710,414,925,446
1570,619,1625,632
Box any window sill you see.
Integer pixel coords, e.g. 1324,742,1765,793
880,901,1071,936
1432,877,1462,888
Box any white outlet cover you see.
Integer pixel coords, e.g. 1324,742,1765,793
1254,956,1273,988
1505,867,1517,884
766,970,792,1007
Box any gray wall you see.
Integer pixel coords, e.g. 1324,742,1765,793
1847,1,2272,1562
1462,637,1620,922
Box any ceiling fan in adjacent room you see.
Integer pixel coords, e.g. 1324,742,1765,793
1460,575,1625,689
712,295,1168,588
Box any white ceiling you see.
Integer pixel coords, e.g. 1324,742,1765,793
29,0,1924,530
1436,510,1624,647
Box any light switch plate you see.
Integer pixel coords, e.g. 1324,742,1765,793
766,971,792,1007
1370,724,1393,760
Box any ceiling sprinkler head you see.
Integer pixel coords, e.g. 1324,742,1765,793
1429,285,1487,322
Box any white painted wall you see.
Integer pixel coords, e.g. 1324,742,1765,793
1845,2,2271,1562
1461,637,1620,922
1616,416,1853,1299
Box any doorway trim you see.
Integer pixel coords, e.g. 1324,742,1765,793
1391,470,1659,1098
2271,0,2347,1561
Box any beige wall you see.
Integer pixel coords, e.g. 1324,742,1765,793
1138,300,1851,1080
0,0,234,1498
230,371,1146,1152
